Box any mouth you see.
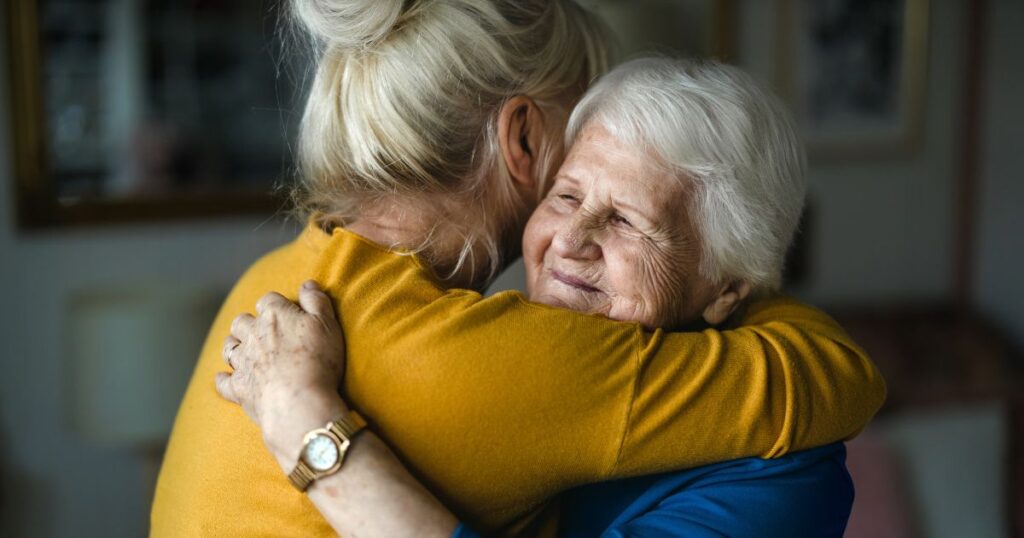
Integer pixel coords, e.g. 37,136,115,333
550,269,601,293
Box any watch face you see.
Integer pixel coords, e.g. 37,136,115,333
303,434,340,471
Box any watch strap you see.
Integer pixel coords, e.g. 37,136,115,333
328,410,367,441
288,460,318,491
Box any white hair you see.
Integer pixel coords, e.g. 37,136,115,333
290,0,609,284
565,58,807,292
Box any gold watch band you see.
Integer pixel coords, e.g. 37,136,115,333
288,411,368,492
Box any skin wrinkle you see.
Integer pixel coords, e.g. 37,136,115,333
524,123,725,330
653,198,705,325
633,238,689,327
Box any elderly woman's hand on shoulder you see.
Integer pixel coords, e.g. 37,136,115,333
214,280,459,537
216,280,347,469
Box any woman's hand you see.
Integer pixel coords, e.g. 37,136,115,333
215,280,347,469
214,280,460,537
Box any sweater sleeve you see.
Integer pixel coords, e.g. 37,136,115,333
612,298,883,476
315,230,884,528
152,226,884,536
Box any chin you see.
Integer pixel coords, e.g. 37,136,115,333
531,292,571,310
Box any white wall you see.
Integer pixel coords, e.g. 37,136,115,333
737,0,1023,340
975,0,1024,349
738,0,964,306
0,7,294,535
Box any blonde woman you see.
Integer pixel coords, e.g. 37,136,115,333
152,2,883,536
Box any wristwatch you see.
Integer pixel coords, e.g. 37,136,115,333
288,411,367,492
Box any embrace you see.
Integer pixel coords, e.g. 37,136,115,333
152,1,885,536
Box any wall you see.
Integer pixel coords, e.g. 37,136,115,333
739,0,1023,346
0,7,294,535
739,0,963,306
974,0,1024,349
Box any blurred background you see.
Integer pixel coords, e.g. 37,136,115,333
0,0,1021,536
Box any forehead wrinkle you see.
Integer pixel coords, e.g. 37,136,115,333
564,123,691,232
614,170,687,231
564,131,639,178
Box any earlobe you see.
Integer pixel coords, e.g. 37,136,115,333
702,280,752,326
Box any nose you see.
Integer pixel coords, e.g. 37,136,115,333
552,214,602,261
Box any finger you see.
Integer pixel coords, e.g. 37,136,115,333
222,336,241,368
231,313,255,340
255,291,298,317
214,372,239,404
298,281,338,323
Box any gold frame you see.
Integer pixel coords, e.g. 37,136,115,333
777,0,930,160
4,0,282,228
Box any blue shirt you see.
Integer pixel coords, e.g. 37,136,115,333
454,443,852,537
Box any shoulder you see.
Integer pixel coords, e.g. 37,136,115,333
154,225,339,535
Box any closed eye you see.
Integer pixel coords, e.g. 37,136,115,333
557,193,581,206
610,213,633,228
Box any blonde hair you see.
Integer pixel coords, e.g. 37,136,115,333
290,0,609,285
566,58,807,292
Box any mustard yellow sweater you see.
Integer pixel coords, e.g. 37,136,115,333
152,224,885,536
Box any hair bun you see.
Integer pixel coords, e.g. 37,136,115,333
292,0,408,49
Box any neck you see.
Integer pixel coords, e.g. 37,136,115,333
346,205,432,255
340,195,492,291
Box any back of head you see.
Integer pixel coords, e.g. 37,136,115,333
566,58,807,293
291,0,609,282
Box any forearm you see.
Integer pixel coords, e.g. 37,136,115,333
327,232,884,473
613,313,884,474
339,290,883,489
263,392,458,538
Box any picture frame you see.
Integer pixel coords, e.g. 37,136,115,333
776,0,930,160
3,0,298,228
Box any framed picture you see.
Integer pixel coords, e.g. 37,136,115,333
777,0,930,160
4,0,303,228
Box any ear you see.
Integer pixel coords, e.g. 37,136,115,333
497,96,544,197
701,280,752,326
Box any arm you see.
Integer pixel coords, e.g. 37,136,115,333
216,283,459,537
261,398,459,537
155,224,883,536
315,229,884,518
222,283,864,538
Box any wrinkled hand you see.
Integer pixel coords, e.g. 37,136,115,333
215,280,347,467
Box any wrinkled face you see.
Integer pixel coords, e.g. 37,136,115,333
523,124,719,329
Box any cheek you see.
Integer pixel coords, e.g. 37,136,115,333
648,242,702,325
608,241,693,325
522,208,558,280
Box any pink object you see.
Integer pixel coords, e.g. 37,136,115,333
844,433,918,538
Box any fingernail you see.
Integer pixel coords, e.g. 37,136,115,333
302,280,318,290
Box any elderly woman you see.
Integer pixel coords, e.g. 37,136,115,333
221,58,863,537
152,2,883,536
